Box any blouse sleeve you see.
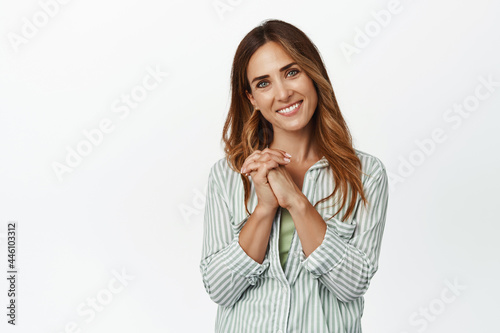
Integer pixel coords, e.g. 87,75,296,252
199,165,271,308
300,161,389,303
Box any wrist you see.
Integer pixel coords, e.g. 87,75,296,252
254,203,279,217
284,191,309,212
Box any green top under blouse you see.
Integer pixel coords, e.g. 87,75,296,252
278,207,295,270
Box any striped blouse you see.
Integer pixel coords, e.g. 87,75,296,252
199,149,389,333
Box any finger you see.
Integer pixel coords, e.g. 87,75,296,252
245,159,280,176
249,163,272,185
250,149,284,162
243,153,289,174
259,152,291,168
241,151,264,174
241,150,263,174
241,149,290,174
263,147,292,158
251,149,289,166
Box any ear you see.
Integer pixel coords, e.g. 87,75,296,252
245,90,257,108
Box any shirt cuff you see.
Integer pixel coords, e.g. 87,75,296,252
301,219,357,278
223,233,270,285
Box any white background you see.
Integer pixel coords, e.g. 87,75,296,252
1,0,499,332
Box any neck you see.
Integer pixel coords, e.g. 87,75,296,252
269,124,320,164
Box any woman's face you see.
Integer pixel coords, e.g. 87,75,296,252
245,41,318,134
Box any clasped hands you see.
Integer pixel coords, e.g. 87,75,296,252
240,148,304,211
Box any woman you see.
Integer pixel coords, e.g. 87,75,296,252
200,19,389,333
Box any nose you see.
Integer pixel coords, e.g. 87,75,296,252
274,79,292,101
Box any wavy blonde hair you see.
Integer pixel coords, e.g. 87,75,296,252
222,19,368,222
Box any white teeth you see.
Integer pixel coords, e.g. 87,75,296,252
277,101,301,114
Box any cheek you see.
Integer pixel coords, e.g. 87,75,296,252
309,85,319,106
312,90,318,105
300,77,317,98
256,95,274,109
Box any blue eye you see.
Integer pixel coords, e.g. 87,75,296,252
257,81,269,88
256,69,299,89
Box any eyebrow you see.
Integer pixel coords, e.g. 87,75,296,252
250,62,298,85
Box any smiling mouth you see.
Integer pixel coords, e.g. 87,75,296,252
276,100,303,114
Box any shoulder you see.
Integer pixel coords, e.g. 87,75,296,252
353,148,387,185
207,156,243,203
208,156,238,188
